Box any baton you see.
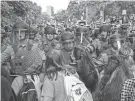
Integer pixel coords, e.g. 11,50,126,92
80,32,83,44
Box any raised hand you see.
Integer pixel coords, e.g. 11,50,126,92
27,75,41,90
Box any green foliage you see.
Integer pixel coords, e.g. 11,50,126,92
1,1,45,29
55,1,135,25
54,10,68,22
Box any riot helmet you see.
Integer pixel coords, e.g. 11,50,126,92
13,21,29,41
44,25,56,41
77,20,86,26
109,33,124,50
28,25,38,40
61,31,75,52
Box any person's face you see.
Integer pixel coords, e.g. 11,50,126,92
112,41,118,50
62,41,74,52
123,29,127,34
46,34,54,41
101,31,107,38
15,29,27,41
29,33,35,40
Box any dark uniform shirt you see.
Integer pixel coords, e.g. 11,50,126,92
60,49,72,65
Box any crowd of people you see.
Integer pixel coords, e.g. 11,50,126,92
1,16,135,101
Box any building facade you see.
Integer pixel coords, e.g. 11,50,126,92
46,6,54,16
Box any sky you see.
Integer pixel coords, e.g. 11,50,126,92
30,0,70,13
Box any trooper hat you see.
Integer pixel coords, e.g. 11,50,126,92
128,33,135,37
44,25,56,35
61,31,75,44
100,24,111,33
29,25,38,34
109,33,124,43
13,21,29,31
120,24,128,30
77,20,86,26
28,25,38,39
75,26,89,36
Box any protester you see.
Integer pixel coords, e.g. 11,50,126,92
1,2,135,101
29,49,79,101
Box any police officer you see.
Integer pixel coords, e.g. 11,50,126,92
119,24,129,37
94,33,124,67
1,20,29,65
28,25,38,41
75,25,90,46
44,25,60,53
10,21,43,95
99,24,112,52
86,28,101,59
60,31,75,65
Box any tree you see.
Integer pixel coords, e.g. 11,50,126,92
54,10,68,23
1,1,42,28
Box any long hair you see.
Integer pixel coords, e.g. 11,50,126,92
45,49,63,80
73,45,98,92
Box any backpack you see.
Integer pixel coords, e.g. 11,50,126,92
17,82,38,101
63,72,93,101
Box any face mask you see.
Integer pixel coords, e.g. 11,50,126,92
15,29,27,41
112,41,119,50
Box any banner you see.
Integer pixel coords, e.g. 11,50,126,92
122,10,126,15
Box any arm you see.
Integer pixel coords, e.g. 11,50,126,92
41,77,54,101
28,75,54,101
93,53,109,67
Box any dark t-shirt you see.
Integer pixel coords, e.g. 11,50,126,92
1,76,12,101
1,67,12,84
60,49,72,65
